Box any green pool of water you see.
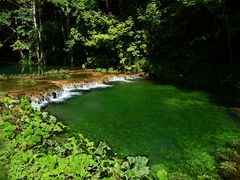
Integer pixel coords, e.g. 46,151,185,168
46,80,240,175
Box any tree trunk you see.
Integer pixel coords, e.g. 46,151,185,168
20,50,25,73
105,0,109,12
66,14,74,66
15,19,27,73
33,0,44,73
70,52,74,68
38,1,45,66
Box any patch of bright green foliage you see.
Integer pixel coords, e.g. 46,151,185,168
95,67,119,74
0,93,240,179
0,97,150,179
217,138,240,179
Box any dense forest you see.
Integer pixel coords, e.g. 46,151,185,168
1,1,240,179
1,0,240,87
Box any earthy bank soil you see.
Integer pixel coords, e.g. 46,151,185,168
0,70,146,99
1,70,240,120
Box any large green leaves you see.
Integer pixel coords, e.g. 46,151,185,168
0,11,11,27
0,97,150,179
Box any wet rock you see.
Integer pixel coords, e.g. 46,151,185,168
3,71,147,107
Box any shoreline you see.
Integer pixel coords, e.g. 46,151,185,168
0,70,147,106
31,73,145,107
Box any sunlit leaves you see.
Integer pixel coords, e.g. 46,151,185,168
83,16,147,71
157,169,168,180
0,11,11,27
0,97,150,179
122,156,150,179
0,121,16,138
138,1,161,30
11,40,30,51
217,138,240,179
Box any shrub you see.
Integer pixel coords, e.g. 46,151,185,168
0,97,150,179
217,138,240,179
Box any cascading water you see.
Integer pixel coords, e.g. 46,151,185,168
31,74,143,107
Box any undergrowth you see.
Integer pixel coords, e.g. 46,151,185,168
0,96,239,179
0,97,150,179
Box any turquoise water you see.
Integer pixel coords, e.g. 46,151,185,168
46,80,240,174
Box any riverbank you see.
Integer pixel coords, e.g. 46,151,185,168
0,96,151,179
1,70,240,179
0,70,146,106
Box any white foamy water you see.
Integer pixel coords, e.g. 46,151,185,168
90,83,113,89
50,91,81,103
76,87,90,90
31,75,142,107
33,83,112,107
109,77,132,83
32,90,82,107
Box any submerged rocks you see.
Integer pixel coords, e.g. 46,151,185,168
28,72,146,107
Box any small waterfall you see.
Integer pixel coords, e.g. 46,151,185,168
108,74,143,82
30,74,144,108
109,77,132,83
88,82,113,89
31,81,113,107
50,91,81,103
